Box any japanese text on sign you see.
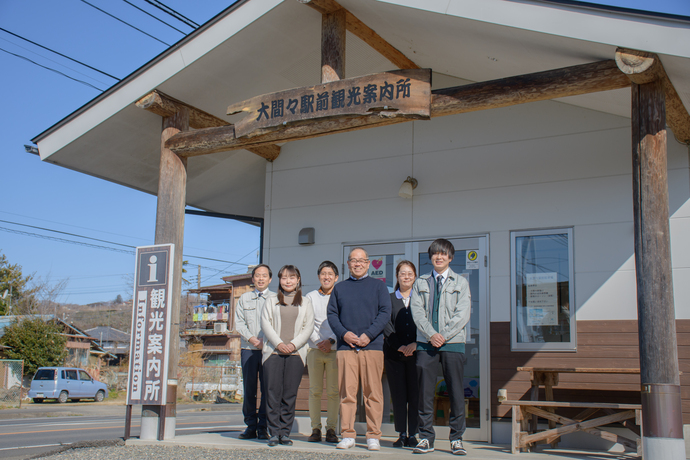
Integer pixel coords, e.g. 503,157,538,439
227,69,431,138
126,245,174,406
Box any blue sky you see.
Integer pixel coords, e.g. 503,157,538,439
1,0,688,305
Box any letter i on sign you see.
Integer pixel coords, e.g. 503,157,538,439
147,255,158,282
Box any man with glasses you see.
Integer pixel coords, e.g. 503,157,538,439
235,264,274,440
327,248,391,451
410,239,471,455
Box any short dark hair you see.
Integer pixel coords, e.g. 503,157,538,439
317,260,339,277
252,264,272,279
428,238,455,260
277,265,302,306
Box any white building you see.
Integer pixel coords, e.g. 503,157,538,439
32,0,689,453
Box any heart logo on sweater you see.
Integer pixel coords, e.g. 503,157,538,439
372,259,383,269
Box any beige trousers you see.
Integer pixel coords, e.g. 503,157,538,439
337,349,384,439
307,347,339,431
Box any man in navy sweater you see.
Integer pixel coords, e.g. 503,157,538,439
327,247,391,451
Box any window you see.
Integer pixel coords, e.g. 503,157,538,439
511,228,575,351
33,369,55,381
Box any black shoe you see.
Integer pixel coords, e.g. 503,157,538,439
280,436,293,446
267,435,280,447
239,428,257,439
450,439,466,455
257,428,270,440
406,435,418,448
308,428,322,442
325,428,338,443
413,438,434,453
393,434,407,447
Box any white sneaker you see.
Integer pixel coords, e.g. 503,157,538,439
367,438,381,451
336,437,356,449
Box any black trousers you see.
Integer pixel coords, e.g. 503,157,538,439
416,349,466,443
241,349,267,430
263,354,305,437
385,353,419,435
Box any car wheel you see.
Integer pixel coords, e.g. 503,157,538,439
57,391,68,403
33,398,44,403
95,391,105,403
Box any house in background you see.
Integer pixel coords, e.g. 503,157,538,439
85,326,130,365
30,0,689,452
0,315,114,372
183,273,255,366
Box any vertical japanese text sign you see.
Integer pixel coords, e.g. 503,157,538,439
126,244,174,405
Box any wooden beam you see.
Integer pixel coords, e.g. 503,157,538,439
322,8,346,82
166,60,630,157
136,90,282,161
299,0,419,70
616,47,690,144
136,90,227,129
166,115,407,158
432,59,630,117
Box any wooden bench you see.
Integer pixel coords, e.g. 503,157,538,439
500,400,642,456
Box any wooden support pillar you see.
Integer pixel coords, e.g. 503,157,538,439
630,79,684,458
321,8,345,83
141,107,189,440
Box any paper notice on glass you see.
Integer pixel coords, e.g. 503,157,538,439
525,272,558,326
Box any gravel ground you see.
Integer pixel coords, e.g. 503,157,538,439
31,440,371,460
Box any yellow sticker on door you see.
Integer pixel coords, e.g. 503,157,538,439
466,251,479,269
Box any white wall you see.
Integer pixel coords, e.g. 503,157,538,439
262,98,690,320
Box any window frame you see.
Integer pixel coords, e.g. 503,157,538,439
510,227,576,352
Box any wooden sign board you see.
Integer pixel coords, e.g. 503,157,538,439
227,69,431,138
126,244,174,406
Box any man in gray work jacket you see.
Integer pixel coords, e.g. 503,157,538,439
235,264,274,440
410,239,471,456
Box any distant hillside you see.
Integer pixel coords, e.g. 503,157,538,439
61,302,132,332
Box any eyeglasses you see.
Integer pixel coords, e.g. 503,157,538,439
348,258,369,265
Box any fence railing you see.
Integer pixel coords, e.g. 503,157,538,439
0,359,23,408
179,362,242,402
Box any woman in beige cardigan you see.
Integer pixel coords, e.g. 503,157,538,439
260,265,314,446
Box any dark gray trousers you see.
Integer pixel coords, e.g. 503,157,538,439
416,349,466,443
241,349,267,430
385,353,419,435
263,354,304,437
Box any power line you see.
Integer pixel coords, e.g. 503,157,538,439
0,219,252,265
143,0,199,28
0,226,133,254
0,47,104,92
0,36,112,87
0,219,136,249
0,27,120,81
120,0,188,35
78,0,171,47
0,209,249,257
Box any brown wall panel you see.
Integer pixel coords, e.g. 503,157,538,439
490,320,689,424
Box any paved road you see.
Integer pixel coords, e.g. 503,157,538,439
0,402,244,460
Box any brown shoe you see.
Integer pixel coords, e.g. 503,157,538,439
325,428,339,443
308,428,322,442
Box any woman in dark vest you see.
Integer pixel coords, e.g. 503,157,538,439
384,260,419,447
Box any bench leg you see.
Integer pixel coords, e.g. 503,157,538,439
512,405,520,454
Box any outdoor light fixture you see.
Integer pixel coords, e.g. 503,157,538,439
298,227,315,245
398,176,418,199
